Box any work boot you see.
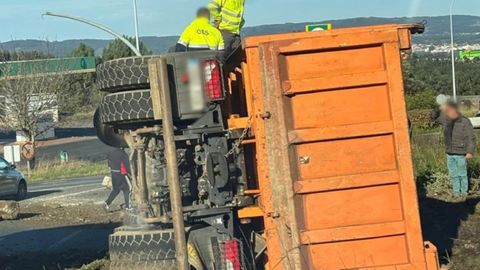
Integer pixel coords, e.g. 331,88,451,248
103,202,110,212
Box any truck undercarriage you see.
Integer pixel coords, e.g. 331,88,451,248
94,51,258,270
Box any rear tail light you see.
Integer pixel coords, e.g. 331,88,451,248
203,60,223,100
221,240,241,270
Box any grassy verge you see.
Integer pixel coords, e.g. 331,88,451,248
412,134,480,199
411,133,480,269
21,159,109,182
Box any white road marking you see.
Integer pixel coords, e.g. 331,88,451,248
47,229,84,250
32,187,105,202
29,183,100,193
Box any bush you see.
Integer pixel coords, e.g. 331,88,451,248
406,91,436,111
409,109,435,130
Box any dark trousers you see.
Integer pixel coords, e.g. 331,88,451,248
221,30,241,58
105,173,131,208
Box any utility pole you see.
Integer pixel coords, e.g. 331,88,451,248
133,0,140,52
43,12,142,56
450,0,458,101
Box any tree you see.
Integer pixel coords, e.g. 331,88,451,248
70,43,95,57
102,36,151,61
403,55,480,100
0,57,67,143
58,44,100,116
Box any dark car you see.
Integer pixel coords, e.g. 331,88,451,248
0,156,27,200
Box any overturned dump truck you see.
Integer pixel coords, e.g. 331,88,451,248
94,23,440,270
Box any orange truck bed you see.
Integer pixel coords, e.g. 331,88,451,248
226,24,440,269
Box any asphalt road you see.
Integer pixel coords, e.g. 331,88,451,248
0,127,114,162
25,176,107,204
0,176,123,270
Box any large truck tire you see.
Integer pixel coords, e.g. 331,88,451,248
100,89,155,125
109,228,176,270
96,56,155,93
94,108,128,148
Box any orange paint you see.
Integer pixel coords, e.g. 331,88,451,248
225,23,439,269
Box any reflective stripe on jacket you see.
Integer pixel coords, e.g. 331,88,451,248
208,0,245,35
177,17,225,51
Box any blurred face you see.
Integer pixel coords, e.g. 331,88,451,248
445,105,460,120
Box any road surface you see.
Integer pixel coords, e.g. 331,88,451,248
0,176,125,270
0,128,114,162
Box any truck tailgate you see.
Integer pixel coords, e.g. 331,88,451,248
243,24,438,269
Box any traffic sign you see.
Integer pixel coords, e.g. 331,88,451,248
21,142,35,161
3,145,21,163
0,56,96,79
306,23,332,32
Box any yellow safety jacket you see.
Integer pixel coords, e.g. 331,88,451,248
178,18,225,51
208,0,245,35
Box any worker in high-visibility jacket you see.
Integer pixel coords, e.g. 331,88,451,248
175,8,225,52
208,0,245,56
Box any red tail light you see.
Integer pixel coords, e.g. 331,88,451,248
203,60,223,100
222,240,241,270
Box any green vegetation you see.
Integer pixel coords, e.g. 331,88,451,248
412,132,480,198
102,36,151,61
403,57,480,132
70,42,95,58
0,39,153,121
23,159,109,182
404,57,480,97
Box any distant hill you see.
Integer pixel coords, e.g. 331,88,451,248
1,15,479,56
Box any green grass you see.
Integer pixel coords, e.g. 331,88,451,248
21,159,109,182
412,133,480,199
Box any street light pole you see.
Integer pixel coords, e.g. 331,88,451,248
450,0,458,101
133,0,140,52
43,12,142,56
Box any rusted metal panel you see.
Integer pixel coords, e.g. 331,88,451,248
258,41,304,270
148,59,163,120
243,24,438,270
148,58,189,269
243,23,424,49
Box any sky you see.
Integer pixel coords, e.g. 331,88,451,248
1,0,479,41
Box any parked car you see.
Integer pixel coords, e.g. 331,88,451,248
469,112,480,129
0,156,27,200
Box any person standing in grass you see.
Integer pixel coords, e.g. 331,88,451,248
433,100,476,199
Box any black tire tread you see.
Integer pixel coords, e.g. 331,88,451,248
16,180,27,201
100,89,154,124
96,56,155,92
109,229,176,270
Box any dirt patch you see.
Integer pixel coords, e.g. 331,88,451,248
0,199,124,270
2,201,122,228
